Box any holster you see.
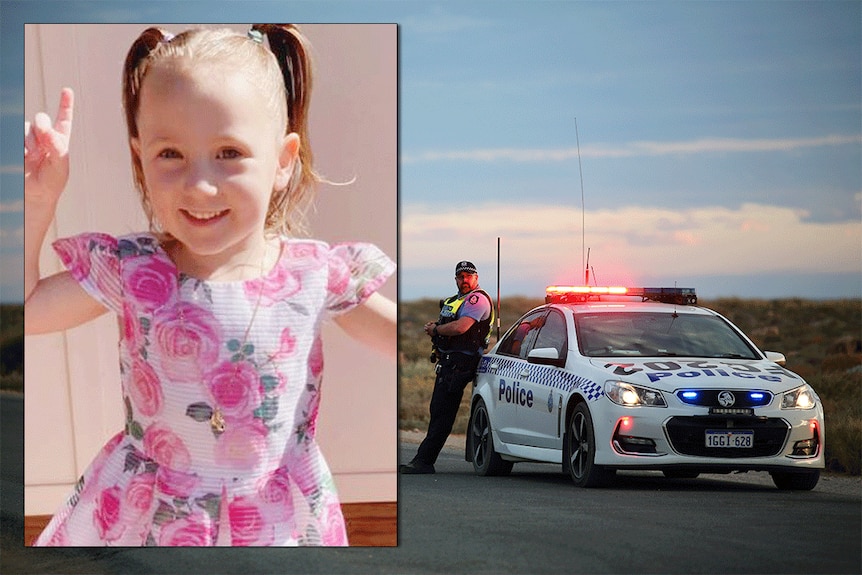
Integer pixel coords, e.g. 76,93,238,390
436,353,480,394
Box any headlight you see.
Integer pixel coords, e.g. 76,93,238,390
781,384,818,410
605,381,666,407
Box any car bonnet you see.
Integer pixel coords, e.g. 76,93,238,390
590,357,806,393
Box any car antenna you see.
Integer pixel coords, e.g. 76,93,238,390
496,236,502,341
576,117,587,286
575,117,596,287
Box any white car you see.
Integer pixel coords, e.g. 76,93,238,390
466,286,825,490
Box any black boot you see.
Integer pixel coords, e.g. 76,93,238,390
399,459,435,474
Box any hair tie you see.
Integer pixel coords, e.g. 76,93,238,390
248,29,264,44
161,32,174,43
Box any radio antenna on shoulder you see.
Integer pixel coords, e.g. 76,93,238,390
575,117,587,285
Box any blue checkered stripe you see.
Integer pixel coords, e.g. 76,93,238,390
478,356,605,401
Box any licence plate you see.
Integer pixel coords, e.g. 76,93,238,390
705,430,753,448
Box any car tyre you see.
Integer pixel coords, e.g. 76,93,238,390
469,398,513,476
565,403,613,487
770,469,820,491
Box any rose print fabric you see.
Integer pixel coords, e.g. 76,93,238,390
34,232,394,547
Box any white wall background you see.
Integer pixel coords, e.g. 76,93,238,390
24,23,397,514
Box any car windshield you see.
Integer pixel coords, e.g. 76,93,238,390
575,311,760,359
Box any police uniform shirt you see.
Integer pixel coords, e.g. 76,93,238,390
459,290,492,325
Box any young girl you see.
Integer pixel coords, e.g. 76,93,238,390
24,24,396,547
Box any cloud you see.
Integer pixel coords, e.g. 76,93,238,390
0,200,24,213
401,202,862,295
629,135,862,155
398,6,494,38
0,252,23,302
401,134,862,163
0,93,23,117
0,225,23,238
0,225,24,246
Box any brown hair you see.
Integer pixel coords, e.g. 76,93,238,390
122,24,319,237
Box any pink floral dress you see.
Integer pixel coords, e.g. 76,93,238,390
34,232,395,547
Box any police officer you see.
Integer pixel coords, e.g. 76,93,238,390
400,261,494,474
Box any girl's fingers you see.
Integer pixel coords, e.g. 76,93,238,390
33,111,68,157
55,88,74,138
24,120,43,164
24,121,32,157
24,88,74,165
32,112,55,149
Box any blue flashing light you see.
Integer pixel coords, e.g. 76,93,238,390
677,389,773,407
748,391,772,406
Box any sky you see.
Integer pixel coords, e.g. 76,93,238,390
1,0,860,303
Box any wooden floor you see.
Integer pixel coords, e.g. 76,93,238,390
25,501,396,547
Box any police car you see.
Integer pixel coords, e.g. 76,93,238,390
466,285,825,490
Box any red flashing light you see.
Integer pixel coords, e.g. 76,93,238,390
546,285,628,296
545,285,697,305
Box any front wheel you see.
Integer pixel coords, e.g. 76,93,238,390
770,469,820,491
468,398,513,476
564,403,613,487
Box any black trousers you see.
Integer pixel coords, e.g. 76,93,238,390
414,353,480,466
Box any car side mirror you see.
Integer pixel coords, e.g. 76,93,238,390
527,347,565,367
764,351,786,366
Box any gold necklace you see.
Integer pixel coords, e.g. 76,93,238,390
174,241,270,435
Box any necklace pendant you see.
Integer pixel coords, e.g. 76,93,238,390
210,407,226,433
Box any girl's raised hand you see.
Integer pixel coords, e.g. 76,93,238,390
24,88,74,205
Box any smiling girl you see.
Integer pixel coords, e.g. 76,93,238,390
24,24,395,547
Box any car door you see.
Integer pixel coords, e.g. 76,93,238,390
518,308,568,448
489,309,548,445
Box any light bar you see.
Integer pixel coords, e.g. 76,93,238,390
545,286,697,305
546,285,628,295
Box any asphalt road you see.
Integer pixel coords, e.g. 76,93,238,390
397,442,861,574
2,394,860,574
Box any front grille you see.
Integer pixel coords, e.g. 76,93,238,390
665,416,789,457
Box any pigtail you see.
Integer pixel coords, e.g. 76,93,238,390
123,27,175,138
122,27,174,230
251,24,312,147
251,24,320,236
